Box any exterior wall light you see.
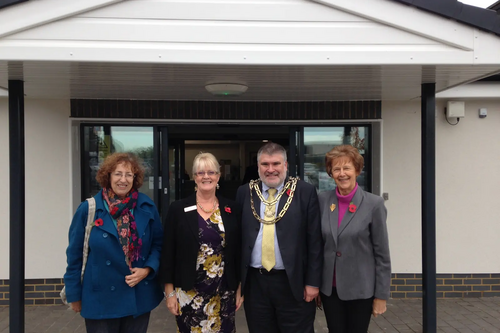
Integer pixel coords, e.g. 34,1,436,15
205,83,248,96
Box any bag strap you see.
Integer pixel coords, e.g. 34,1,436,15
80,197,96,282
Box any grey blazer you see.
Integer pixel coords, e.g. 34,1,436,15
318,187,391,301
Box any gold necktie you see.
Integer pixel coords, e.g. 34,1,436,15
262,188,277,271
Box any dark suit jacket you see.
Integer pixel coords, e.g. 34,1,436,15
318,187,391,300
236,180,323,302
158,194,241,291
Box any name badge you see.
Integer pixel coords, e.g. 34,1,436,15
184,205,197,212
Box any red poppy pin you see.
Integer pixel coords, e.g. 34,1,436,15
348,202,357,213
286,189,291,196
94,218,104,227
224,206,231,214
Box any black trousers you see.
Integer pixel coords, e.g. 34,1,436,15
244,268,316,333
84,312,151,333
321,289,373,333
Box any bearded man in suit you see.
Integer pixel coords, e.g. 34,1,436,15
236,142,323,333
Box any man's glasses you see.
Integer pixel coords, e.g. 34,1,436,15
195,171,218,177
112,172,135,180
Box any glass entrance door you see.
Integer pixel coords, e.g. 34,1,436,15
81,123,373,220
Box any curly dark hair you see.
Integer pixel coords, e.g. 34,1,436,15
95,153,144,190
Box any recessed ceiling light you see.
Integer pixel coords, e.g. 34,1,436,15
205,83,248,96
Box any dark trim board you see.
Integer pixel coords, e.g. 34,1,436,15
0,0,27,10
392,0,500,35
71,100,382,120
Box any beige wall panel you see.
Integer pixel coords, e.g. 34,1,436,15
435,100,500,273
24,99,71,279
382,101,422,273
0,99,9,279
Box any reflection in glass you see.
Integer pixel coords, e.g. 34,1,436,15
82,126,110,198
169,146,176,205
303,126,369,193
82,126,155,200
111,127,154,200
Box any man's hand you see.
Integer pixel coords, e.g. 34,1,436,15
315,294,322,310
372,298,387,317
70,300,82,313
303,286,319,302
236,284,244,311
125,267,151,287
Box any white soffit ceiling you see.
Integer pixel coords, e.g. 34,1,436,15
0,61,498,100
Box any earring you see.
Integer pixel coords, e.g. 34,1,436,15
194,185,198,191
216,183,220,190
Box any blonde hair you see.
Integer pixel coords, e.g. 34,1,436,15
192,152,220,176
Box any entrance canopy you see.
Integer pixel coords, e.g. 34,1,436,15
1,0,500,100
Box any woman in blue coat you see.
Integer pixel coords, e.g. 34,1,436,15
64,153,163,333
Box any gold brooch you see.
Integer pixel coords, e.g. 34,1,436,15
330,204,336,212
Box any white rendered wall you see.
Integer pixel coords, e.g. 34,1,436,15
383,100,500,274
0,99,72,279
435,99,500,274
0,99,9,279
382,101,423,273
23,99,71,279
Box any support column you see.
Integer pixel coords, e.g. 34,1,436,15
9,80,25,333
421,83,437,333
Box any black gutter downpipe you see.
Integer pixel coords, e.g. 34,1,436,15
9,80,25,333
421,83,437,333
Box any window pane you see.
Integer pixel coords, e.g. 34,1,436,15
303,126,369,193
111,127,155,200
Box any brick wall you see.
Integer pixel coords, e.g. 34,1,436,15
1,274,499,306
0,279,65,306
391,273,500,298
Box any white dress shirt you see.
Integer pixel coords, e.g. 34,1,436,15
249,181,285,270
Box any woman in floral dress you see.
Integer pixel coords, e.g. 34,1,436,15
159,152,243,333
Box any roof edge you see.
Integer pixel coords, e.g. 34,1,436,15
392,0,500,36
0,0,27,10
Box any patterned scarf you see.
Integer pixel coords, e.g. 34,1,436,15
102,188,141,269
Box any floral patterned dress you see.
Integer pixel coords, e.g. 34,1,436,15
176,208,236,333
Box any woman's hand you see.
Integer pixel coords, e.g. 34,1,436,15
372,298,387,317
164,284,179,315
125,267,151,287
236,284,244,311
166,294,179,315
70,300,82,313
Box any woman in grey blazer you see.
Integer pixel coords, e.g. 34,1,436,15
317,145,391,333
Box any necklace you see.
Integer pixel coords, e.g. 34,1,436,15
248,177,298,225
197,198,217,214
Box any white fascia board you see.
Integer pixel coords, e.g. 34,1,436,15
0,41,475,65
0,86,7,98
312,0,475,51
437,82,500,99
0,0,124,39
